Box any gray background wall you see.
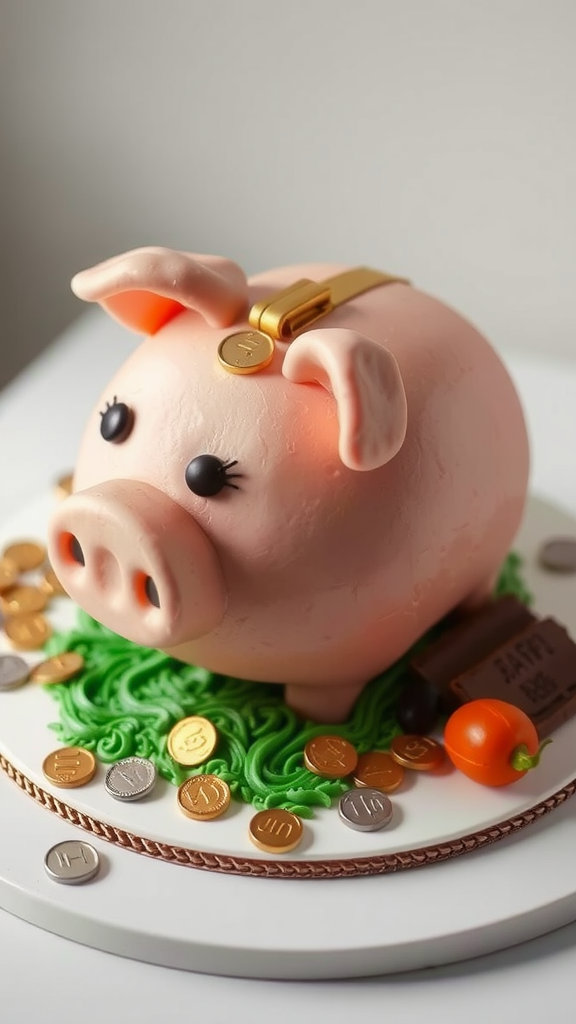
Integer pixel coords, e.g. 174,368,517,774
1,0,575,392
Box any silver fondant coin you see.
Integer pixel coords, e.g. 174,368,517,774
538,537,576,573
44,841,101,885
338,787,394,832
0,654,30,691
104,756,157,801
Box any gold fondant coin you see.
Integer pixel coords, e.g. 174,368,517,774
40,566,68,598
218,330,275,375
42,746,97,788
4,613,52,650
0,585,48,617
390,734,445,771
177,774,231,820
2,541,46,572
304,735,358,779
353,751,405,792
248,808,304,854
0,557,18,593
167,715,218,767
31,652,85,685
55,472,74,499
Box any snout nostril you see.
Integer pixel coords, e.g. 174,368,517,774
60,532,86,567
69,536,85,566
144,576,160,608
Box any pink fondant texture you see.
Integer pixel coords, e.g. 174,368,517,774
48,248,529,722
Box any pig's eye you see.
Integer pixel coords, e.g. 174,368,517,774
100,398,134,444
185,455,241,497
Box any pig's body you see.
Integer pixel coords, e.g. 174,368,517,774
49,251,529,721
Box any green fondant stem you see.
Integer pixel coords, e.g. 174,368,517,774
510,738,553,773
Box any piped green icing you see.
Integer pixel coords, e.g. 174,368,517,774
44,553,531,818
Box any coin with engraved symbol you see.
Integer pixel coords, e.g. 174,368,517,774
353,751,405,792
218,330,275,375
105,757,157,801
167,715,218,767
55,472,74,500
0,557,18,593
390,734,445,771
0,585,48,617
2,541,46,572
0,654,30,691
40,566,68,598
30,652,85,685
338,788,394,832
304,735,358,779
177,774,231,820
42,746,97,788
4,612,52,650
538,537,576,573
44,841,100,885
248,808,304,853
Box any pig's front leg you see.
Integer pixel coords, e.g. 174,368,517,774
284,679,368,723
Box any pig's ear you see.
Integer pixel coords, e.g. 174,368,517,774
71,247,248,335
282,328,407,471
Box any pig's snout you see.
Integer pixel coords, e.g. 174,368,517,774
48,480,226,648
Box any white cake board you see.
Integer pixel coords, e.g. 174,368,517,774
1,493,576,978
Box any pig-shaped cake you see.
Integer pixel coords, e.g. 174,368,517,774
48,247,529,722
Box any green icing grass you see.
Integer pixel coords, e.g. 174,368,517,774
44,553,531,818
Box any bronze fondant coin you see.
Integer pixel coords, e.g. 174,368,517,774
30,651,85,685
353,751,405,792
538,537,576,573
42,746,97,788
177,774,231,820
55,472,74,499
0,557,18,593
390,734,445,771
304,735,358,779
2,541,46,572
167,715,218,766
4,613,52,650
40,566,68,598
248,808,304,853
218,330,275,375
0,585,48,617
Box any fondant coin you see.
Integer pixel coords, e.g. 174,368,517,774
217,330,275,375
0,557,17,593
2,541,46,572
338,788,394,832
538,537,576,573
4,612,52,650
0,585,48,617
304,735,358,778
40,566,68,598
353,751,405,792
390,735,445,771
248,808,304,853
44,841,100,885
177,774,231,820
105,757,157,802
42,746,97,788
0,654,30,691
55,471,74,499
30,652,85,685
167,715,218,767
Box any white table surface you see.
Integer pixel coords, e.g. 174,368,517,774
1,311,576,1022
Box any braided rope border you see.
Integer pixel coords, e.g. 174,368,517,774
2,749,574,879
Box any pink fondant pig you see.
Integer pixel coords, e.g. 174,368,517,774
48,247,529,722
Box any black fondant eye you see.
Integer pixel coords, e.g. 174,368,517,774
100,398,134,444
185,455,240,497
